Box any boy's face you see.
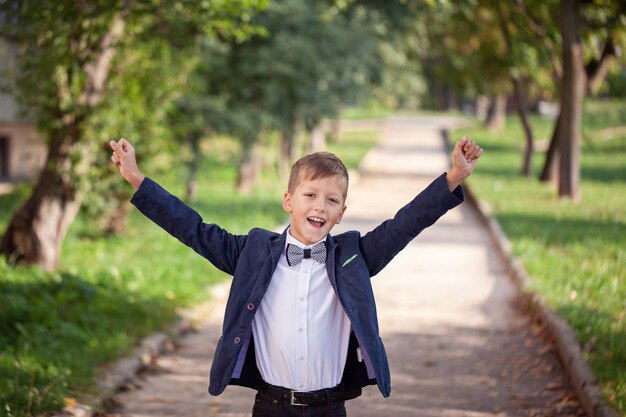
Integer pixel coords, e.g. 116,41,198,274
283,174,347,246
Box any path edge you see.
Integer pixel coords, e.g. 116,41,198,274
440,129,619,417
52,315,194,417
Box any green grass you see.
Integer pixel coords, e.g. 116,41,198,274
341,105,394,120
454,109,626,415
0,130,378,417
583,99,626,131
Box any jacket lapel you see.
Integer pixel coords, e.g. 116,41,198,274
268,229,287,275
325,235,339,292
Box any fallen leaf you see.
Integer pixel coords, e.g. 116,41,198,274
63,398,77,409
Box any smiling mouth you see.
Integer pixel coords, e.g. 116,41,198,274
307,216,326,228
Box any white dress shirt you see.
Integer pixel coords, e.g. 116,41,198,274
251,230,352,391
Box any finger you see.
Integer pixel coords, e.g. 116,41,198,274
471,143,483,158
466,143,478,158
469,145,482,161
111,154,120,165
119,138,131,153
110,140,126,159
467,147,482,161
473,148,484,160
462,137,474,152
463,140,477,154
454,137,467,156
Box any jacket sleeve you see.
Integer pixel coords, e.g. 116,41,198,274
130,177,245,275
359,173,463,277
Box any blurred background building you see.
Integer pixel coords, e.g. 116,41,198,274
0,30,45,184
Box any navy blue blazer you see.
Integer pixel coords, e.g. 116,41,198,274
131,173,463,398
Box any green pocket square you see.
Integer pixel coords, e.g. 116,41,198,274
342,254,358,268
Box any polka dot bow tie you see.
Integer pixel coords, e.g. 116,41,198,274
286,242,327,266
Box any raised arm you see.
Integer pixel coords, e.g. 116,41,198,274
110,138,245,275
360,136,483,276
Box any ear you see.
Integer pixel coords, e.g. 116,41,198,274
335,205,347,224
282,191,292,213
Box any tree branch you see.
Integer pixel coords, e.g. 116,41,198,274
513,0,546,38
79,11,126,107
585,35,616,94
79,0,132,108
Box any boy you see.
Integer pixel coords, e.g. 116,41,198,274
110,136,482,417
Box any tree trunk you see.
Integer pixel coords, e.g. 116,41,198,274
539,112,561,184
433,84,444,111
485,94,507,131
327,118,341,143
475,95,489,121
307,123,326,154
558,0,585,200
237,139,261,193
0,126,83,270
540,34,615,184
512,77,534,177
496,1,532,175
279,126,297,181
0,11,126,269
446,86,459,111
105,198,132,235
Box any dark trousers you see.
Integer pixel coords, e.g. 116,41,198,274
251,391,347,417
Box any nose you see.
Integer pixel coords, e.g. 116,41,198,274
314,196,327,212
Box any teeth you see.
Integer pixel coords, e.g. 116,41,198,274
309,217,325,223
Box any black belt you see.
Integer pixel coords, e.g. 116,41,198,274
257,381,346,406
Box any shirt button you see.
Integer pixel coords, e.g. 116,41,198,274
234,337,241,345
247,303,255,311
300,297,305,302
299,356,304,361
299,328,303,332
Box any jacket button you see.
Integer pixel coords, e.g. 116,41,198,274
234,337,241,344
247,303,255,311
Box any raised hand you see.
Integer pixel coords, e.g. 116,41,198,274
110,138,145,190
446,136,483,191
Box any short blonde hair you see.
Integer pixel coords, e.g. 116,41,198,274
288,152,349,200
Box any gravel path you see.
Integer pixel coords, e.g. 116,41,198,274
113,116,586,417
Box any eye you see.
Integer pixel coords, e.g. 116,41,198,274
304,193,314,198
329,198,340,205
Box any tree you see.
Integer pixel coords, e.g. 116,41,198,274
341,1,432,111
495,0,559,177
187,35,270,192
82,23,202,233
0,0,265,270
539,0,625,199
0,1,129,270
418,0,555,175
191,0,382,190
256,0,381,178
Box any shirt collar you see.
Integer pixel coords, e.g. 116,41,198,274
284,227,327,250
